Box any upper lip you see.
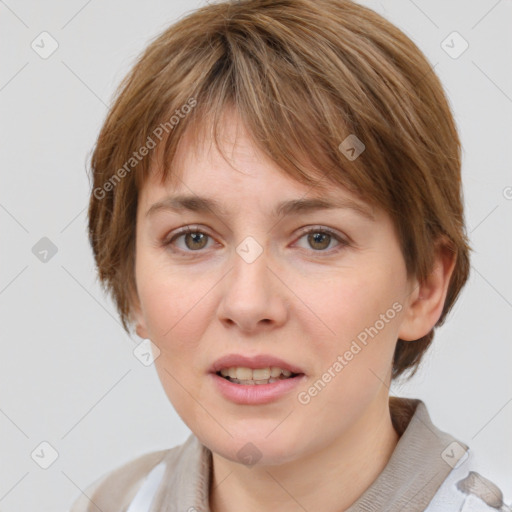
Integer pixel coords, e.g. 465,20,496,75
210,354,305,375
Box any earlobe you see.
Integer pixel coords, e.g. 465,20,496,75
398,239,457,342
135,322,148,339
131,296,149,339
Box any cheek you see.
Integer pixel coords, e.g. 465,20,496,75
293,267,405,383
136,261,210,421
296,269,398,341
135,255,212,349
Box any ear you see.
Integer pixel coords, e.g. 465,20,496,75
398,238,457,341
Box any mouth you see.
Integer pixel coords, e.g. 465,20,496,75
209,355,306,404
209,353,306,386
215,367,303,385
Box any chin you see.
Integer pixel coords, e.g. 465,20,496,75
202,428,307,468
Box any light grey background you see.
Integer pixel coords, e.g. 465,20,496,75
0,0,511,510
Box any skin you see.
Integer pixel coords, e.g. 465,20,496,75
133,109,456,512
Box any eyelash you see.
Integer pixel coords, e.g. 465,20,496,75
162,225,350,256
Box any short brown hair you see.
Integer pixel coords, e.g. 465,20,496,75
87,0,471,380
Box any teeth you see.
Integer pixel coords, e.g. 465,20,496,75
236,367,254,380
252,368,270,380
218,366,295,381
230,377,281,385
219,367,236,378
270,367,282,378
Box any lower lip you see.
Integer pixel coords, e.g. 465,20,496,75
210,373,307,405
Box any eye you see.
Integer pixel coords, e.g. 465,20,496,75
164,226,214,252
294,226,349,253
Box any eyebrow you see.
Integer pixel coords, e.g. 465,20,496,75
145,194,375,221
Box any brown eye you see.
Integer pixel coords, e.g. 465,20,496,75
182,232,208,250
165,227,213,252
307,232,332,250
295,227,349,254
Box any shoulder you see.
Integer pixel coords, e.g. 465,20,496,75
425,448,511,512
68,442,187,512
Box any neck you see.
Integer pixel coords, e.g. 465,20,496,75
209,391,400,512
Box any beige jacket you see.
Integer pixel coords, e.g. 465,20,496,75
69,397,509,512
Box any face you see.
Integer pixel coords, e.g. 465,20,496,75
133,110,417,466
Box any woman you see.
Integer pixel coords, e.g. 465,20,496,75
70,0,509,510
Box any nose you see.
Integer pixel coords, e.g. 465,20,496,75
217,241,288,334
